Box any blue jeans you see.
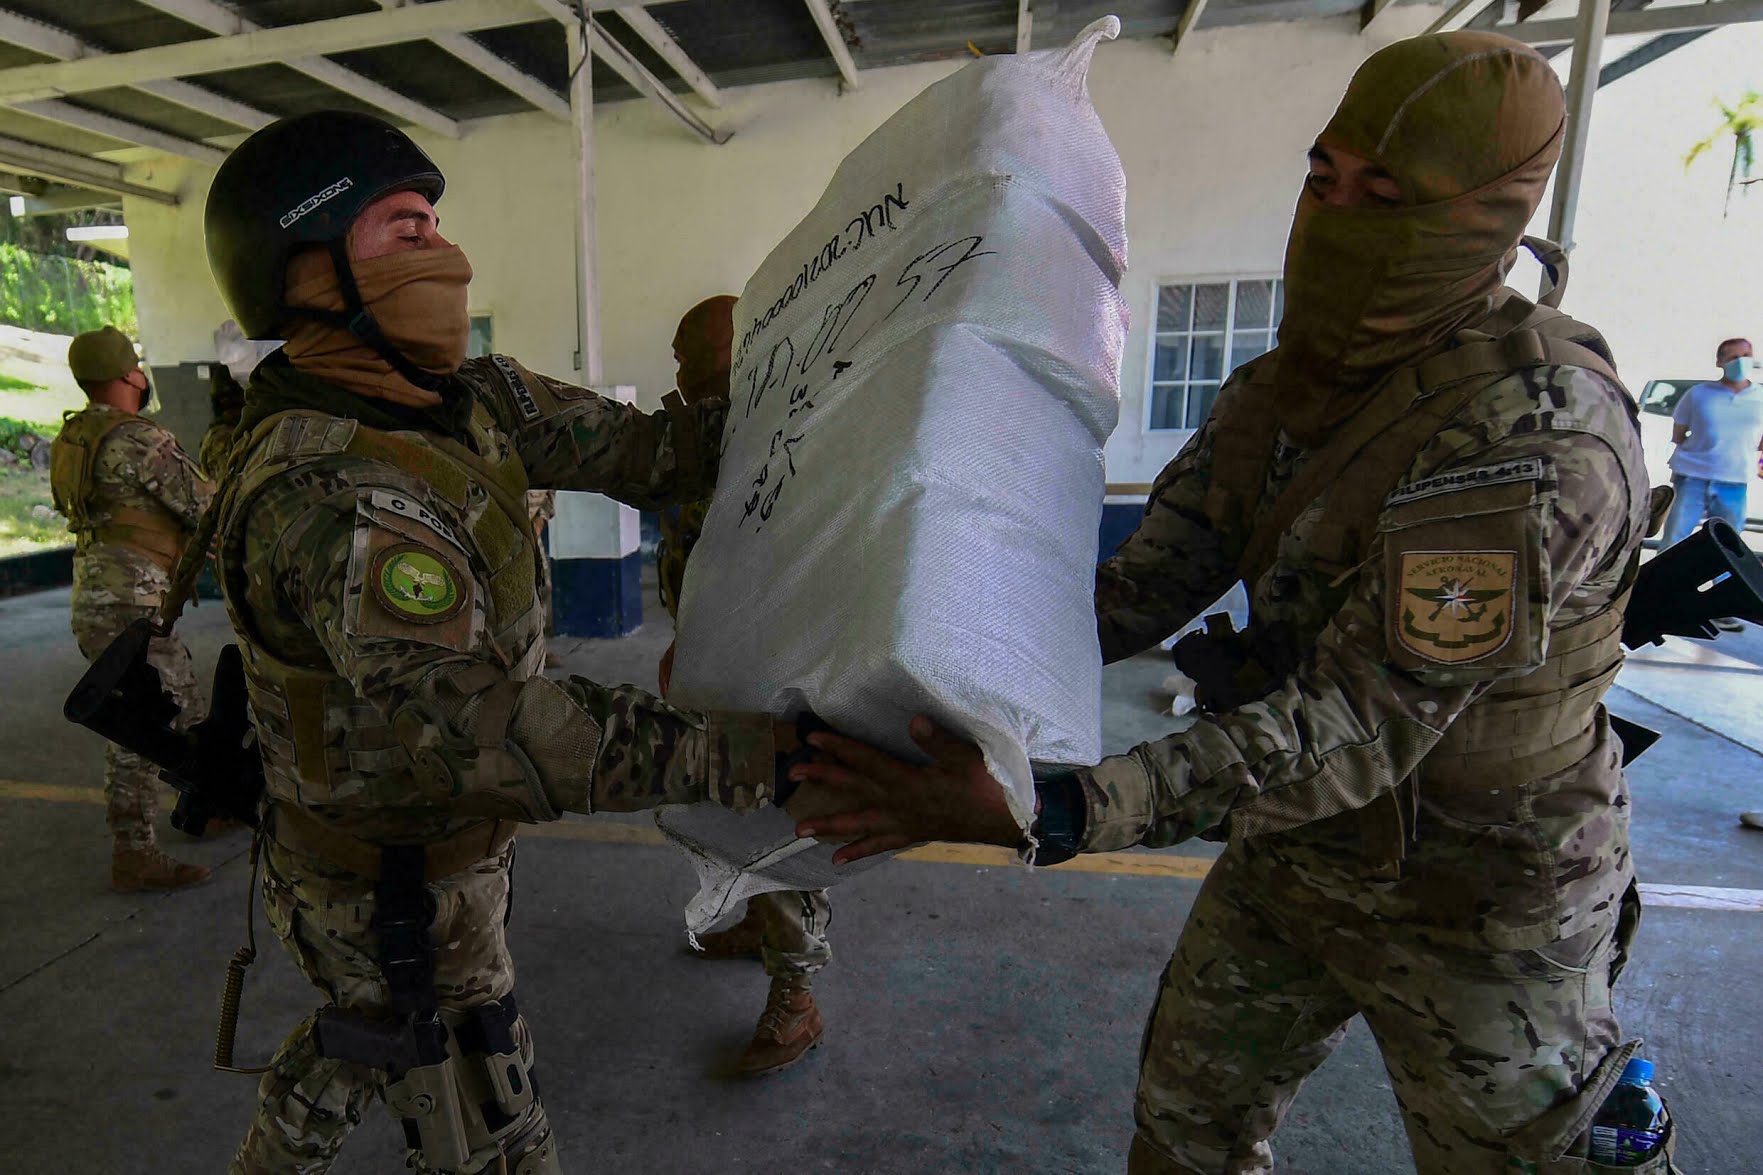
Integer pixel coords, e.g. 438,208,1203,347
1662,474,1749,547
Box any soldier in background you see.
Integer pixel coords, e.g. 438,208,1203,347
657,294,832,1077
792,33,1675,1174
205,113,808,1174
198,362,246,480
51,326,214,891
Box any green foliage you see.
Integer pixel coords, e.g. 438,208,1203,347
0,243,136,337
0,372,40,392
0,466,66,557
0,413,57,457
1685,90,1763,217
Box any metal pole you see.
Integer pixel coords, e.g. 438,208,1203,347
1545,0,1609,268
566,13,602,383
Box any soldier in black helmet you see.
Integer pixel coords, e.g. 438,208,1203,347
201,111,815,1175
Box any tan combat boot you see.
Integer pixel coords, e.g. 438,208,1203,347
112,845,211,892
689,903,766,960
733,974,824,1077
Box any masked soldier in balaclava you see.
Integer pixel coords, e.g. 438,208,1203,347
788,32,1674,1174
202,111,813,1175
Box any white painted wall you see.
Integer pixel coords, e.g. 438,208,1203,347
119,7,1457,486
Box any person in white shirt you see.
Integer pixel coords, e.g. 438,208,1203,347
1663,337,1761,560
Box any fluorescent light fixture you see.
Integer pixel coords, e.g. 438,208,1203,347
7,196,20,216
66,224,128,241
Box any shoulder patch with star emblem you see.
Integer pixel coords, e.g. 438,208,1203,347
1394,550,1517,663
1379,475,1545,673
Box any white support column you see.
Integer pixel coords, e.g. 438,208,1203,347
615,7,723,108
1546,0,1610,260
566,19,603,384
550,383,643,638
1016,0,1033,52
803,0,861,90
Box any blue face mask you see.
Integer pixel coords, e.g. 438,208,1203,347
1724,357,1752,382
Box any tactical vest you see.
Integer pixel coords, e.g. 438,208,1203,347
49,408,187,572
1202,290,1645,858
219,400,543,812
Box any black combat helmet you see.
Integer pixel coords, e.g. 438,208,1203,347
204,111,447,387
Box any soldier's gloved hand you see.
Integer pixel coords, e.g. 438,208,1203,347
790,716,1020,864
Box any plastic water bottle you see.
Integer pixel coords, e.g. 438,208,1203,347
1588,1058,1670,1166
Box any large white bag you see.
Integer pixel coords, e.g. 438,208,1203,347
660,17,1127,931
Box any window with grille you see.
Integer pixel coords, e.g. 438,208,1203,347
1147,278,1283,431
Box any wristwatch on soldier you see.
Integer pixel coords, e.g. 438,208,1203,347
1030,771,1087,866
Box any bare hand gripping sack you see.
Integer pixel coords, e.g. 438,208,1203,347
661,17,1127,930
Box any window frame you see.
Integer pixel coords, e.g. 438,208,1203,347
1143,273,1283,434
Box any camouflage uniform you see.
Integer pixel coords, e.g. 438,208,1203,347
53,405,213,850
1084,305,1659,1173
220,353,775,1174
525,490,555,638
657,498,832,976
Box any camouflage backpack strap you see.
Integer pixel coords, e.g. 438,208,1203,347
1233,363,1442,590
1238,292,1628,589
1200,357,1283,562
48,407,133,532
425,401,539,633
159,409,341,632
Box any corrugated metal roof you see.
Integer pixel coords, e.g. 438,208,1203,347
0,0,1370,186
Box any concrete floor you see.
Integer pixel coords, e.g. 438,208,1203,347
1,577,1758,1173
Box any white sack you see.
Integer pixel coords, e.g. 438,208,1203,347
660,17,1128,932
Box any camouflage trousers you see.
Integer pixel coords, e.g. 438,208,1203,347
1128,843,1641,1175
71,602,205,851
232,836,554,1174
751,889,833,978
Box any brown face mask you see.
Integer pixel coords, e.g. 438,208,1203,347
1273,32,1566,445
282,244,474,408
671,294,737,405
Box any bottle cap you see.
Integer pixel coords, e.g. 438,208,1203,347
1620,1057,1655,1085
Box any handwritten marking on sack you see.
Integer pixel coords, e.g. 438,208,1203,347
732,232,999,534
735,183,910,369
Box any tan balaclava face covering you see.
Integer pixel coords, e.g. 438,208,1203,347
1273,31,1566,445
672,294,737,405
281,240,473,408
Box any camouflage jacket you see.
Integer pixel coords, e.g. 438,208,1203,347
656,496,710,621
1084,342,1650,950
197,419,236,482
220,354,774,844
57,406,212,613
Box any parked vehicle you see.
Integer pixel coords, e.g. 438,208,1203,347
1634,377,1762,529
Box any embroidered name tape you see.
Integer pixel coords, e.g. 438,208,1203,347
1385,457,1545,508
369,489,461,548
491,355,541,421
